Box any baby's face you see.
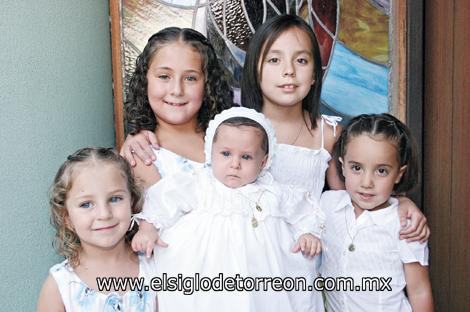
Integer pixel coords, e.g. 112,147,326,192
211,125,268,188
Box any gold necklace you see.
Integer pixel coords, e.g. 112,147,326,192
238,189,266,228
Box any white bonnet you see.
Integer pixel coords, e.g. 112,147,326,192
204,107,276,172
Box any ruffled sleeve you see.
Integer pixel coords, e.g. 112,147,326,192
136,169,202,230
280,186,326,240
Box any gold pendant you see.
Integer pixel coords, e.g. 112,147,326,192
348,244,355,252
256,204,262,212
251,216,258,228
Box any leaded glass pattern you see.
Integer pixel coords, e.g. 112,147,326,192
119,0,392,119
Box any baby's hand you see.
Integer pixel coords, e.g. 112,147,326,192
131,221,168,258
291,234,322,258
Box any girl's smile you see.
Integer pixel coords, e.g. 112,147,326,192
147,41,205,127
65,163,133,250
278,83,298,92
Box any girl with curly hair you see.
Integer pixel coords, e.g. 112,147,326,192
123,27,234,180
37,148,157,311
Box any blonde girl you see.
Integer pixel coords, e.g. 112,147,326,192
37,147,157,311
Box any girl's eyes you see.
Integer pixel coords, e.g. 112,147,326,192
376,168,389,176
220,152,251,160
267,57,280,64
157,74,199,82
79,201,93,209
78,196,123,208
110,196,123,203
350,165,362,172
266,57,309,64
157,74,170,80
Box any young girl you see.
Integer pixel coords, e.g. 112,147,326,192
124,26,233,176
134,107,325,312
320,114,433,311
123,16,429,241
37,148,157,312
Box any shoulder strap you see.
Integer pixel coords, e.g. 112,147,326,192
320,115,342,148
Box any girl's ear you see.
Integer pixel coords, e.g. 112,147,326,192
338,157,345,177
62,209,74,231
395,165,407,184
260,154,268,169
311,79,315,86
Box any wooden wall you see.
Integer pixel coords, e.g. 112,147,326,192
423,0,470,310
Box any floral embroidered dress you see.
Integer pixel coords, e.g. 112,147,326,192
49,255,157,311
151,147,204,178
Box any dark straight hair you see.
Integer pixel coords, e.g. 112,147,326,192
241,14,323,129
333,113,420,194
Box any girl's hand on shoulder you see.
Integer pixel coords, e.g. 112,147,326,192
292,234,322,258
131,221,168,258
121,130,159,167
397,197,430,243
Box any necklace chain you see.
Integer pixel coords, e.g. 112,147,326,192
290,121,304,145
238,190,266,228
344,208,367,252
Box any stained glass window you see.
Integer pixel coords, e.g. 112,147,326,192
118,0,393,121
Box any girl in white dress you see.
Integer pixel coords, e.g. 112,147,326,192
37,148,157,312
134,107,325,312
320,114,433,311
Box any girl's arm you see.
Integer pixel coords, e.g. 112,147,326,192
397,197,430,243
326,158,345,190
121,130,159,167
132,149,161,189
37,274,65,312
404,262,434,311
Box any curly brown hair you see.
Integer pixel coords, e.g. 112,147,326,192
125,27,235,135
49,147,143,267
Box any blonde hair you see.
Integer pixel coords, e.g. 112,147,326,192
49,147,143,267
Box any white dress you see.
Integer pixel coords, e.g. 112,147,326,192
139,168,325,312
319,191,429,312
50,256,158,311
270,114,341,272
270,115,341,200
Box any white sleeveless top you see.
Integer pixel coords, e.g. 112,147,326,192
270,115,342,200
50,256,157,311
